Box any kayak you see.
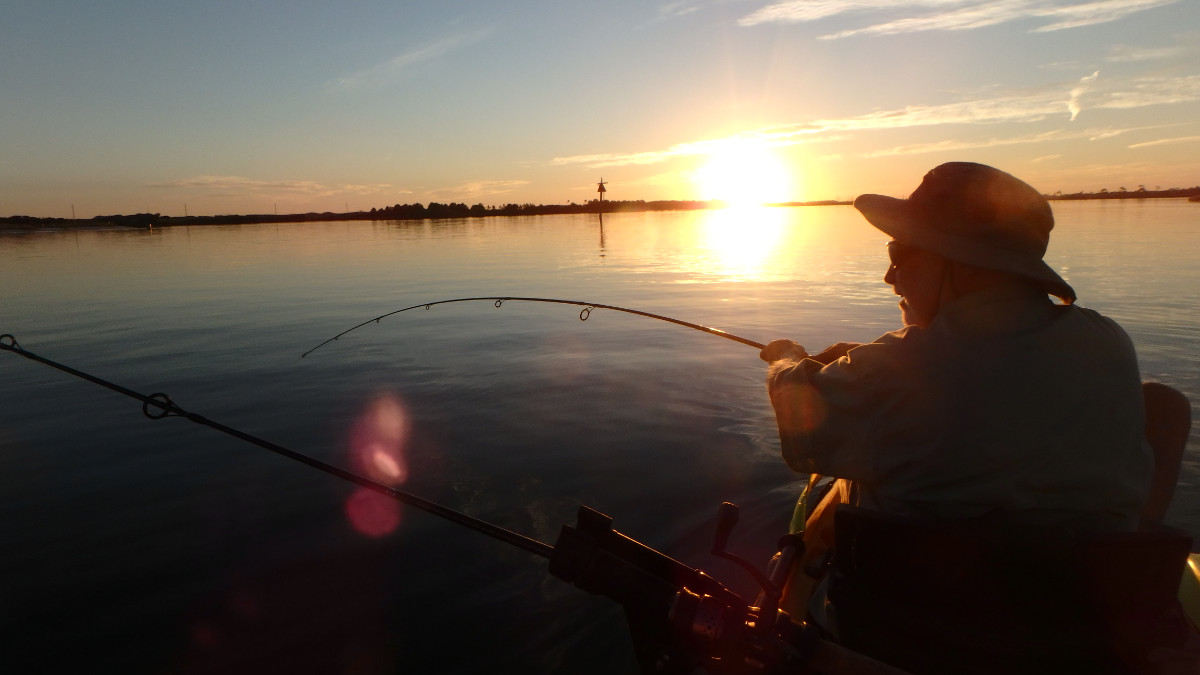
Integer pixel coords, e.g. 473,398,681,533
1182,553,1200,629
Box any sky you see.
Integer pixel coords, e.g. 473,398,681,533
2,0,1198,218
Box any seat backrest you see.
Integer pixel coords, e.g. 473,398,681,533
826,505,1194,674
1142,381,1192,521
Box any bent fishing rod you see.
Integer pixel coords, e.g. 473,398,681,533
2,333,842,672
301,296,766,358
0,333,552,559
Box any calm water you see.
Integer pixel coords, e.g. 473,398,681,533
1,201,1197,673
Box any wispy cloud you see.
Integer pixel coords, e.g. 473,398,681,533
659,1,705,18
862,125,1155,157
553,74,1200,168
1128,134,1200,149
1069,71,1099,121
1103,44,1186,62
740,0,959,27
434,179,529,199
333,28,492,89
149,175,400,197
555,83,1079,168
738,0,1180,39
1093,74,1200,109
552,130,840,168
1031,0,1180,32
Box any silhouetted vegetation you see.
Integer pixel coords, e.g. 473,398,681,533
1045,186,1200,201
3,187,1198,231
1,198,724,229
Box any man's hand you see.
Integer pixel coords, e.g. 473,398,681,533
760,339,808,363
809,342,862,365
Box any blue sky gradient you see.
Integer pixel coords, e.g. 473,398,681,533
2,1,1197,217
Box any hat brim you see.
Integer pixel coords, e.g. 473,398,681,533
855,193,1077,304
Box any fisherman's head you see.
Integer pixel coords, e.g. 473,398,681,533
854,162,1074,327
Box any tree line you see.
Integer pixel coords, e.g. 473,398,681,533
1046,186,1200,200
3,189,1198,230
0,199,724,229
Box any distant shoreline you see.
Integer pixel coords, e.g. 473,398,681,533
2,190,1196,231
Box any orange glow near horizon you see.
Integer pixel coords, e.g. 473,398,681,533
691,139,795,208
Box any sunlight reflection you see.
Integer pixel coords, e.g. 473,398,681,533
695,207,790,281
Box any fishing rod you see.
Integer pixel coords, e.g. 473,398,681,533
1,332,886,673
300,296,767,358
0,333,553,559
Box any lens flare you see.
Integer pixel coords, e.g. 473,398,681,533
370,445,404,482
774,382,828,435
344,487,402,538
344,393,412,537
348,393,411,486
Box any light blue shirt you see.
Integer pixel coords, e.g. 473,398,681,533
768,286,1152,532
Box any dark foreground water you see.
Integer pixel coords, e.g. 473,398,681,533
1,202,1197,673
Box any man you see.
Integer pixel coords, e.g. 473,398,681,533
761,161,1198,673
762,162,1153,557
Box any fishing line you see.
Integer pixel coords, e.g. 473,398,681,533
301,296,766,358
0,333,554,559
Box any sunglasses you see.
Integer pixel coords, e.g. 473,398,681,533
886,241,918,268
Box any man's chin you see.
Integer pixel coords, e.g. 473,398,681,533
899,300,923,328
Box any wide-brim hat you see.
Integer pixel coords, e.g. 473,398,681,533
854,162,1076,304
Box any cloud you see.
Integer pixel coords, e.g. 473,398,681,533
149,175,399,198
551,130,842,168
738,0,1181,39
819,1,1041,39
1068,71,1100,121
739,0,959,27
861,125,1153,157
1031,0,1180,32
1103,44,1186,62
1127,134,1200,149
553,73,1200,169
862,130,1071,157
339,183,402,195
659,1,705,18
552,86,1070,168
1093,74,1200,109
435,179,529,199
333,28,492,89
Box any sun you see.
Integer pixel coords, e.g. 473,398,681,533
692,139,794,208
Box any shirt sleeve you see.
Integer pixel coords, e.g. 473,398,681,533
767,329,915,481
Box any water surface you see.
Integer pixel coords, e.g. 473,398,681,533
2,201,1197,673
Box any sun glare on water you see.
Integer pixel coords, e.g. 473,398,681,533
697,207,791,281
692,138,794,208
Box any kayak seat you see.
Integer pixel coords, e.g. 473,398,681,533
1142,381,1191,521
824,505,1196,674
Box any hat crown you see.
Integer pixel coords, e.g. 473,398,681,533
853,162,1076,303
908,162,1053,257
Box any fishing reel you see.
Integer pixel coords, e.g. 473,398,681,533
549,502,811,674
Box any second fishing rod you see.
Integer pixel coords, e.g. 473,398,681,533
301,296,768,358
2,332,819,673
